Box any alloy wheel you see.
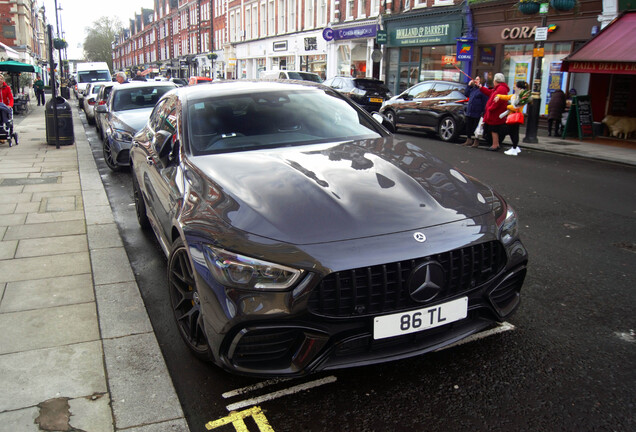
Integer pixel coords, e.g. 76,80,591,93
439,117,457,142
168,239,211,359
103,138,120,171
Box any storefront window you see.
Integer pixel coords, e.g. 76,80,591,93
502,44,534,90
541,42,570,115
337,45,351,75
301,54,326,79
337,43,368,77
420,46,459,81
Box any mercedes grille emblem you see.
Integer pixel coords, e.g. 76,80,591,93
413,232,426,242
408,261,445,303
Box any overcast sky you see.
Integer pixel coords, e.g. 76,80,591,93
42,0,155,59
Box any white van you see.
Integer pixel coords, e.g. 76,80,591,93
259,70,323,83
75,62,111,103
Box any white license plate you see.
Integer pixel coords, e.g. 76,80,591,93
373,297,468,340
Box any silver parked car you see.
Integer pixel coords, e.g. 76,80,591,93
95,81,176,171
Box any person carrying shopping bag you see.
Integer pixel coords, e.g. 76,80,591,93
477,73,509,151
495,80,531,156
462,76,488,147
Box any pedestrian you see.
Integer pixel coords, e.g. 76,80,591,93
495,80,531,156
547,88,566,137
462,76,488,147
0,74,14,109
477,72,509,151
132,70,147,81
115,72,128,84
34,74,45,106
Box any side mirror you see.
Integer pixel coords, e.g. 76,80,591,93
402,93,412,101
372,112,396,133
154,130,173,161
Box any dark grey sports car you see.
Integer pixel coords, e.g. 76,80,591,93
130,81,527,377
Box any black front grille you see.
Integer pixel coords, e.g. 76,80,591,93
308,241,506,318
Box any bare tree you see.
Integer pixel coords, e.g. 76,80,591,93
83,16,122,71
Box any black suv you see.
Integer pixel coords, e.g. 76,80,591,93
323,77,392,112
379,80,467,142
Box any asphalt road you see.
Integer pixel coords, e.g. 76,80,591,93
80,110,635,432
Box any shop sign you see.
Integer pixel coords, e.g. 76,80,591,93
273,41,287,51
456,40,474,62
388,20,461,47
501,26,537,40
304,37,317,51
376,30,388,45
2,25,16,39
333,24,378,40
228,58,236,66
442,55,457,65
565,61,636,75
480,46,496,63
322,28,334,41
533,47,545,58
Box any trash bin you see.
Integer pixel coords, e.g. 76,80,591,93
60,86,70,99
45,96,74,146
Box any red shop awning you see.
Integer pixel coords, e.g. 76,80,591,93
561,10,636,75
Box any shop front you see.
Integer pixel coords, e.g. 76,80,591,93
471,2,600,116
234,30,326,80
324,21,380,80
382,8,465,95
561,10,636,124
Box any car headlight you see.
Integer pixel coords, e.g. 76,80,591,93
111,128,134,142
498,203,519,245
204,246,303,290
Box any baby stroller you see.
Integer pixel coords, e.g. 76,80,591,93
0,103,18,147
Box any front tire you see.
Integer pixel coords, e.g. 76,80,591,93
132,174,150,230
168,238,212,361
384,110,397,130
103,137,121,172
438,116,459,142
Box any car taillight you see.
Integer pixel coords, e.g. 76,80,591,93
88,99,96,105
98,100,106,105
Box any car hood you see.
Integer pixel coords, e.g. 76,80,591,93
188,137,495,245
111,107,154,133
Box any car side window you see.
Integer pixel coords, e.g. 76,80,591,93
408,83,433,99
430,83,453,98
332,78,343,89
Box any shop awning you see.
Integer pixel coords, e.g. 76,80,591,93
561,11,636,74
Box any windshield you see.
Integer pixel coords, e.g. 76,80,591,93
78,70,111,83
188,89,385,155
286,72,323,83
113,86,174,111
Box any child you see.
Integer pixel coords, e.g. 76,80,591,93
495,81,531,156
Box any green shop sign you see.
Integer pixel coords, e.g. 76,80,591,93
387,19,462,47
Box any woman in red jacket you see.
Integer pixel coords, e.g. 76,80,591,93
476,72,509,151
0,74,14,108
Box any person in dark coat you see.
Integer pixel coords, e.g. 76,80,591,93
477,72,510,151
547,89,566,136
462,76,488,147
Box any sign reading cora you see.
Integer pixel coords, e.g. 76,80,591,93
501,26,538,40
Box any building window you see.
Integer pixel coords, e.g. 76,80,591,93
318,0,328,26
433,0,453,6
268,0,275,35
252,5,258,39
288,0,296,32
305,0,314,29
246,8,252,39
278,0,285,34
346,0,354,20
357,0,366,18
261,2,267,37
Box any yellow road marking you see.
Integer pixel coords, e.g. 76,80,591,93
205,406,274,432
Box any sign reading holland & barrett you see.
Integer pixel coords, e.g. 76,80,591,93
387,19,461,47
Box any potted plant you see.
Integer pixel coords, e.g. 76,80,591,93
550,0,576,11
53,38,67,50
518,0,540,15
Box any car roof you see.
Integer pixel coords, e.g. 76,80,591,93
175,80,326,101
111,81,176,92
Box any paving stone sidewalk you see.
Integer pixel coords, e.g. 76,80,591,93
0,103,189,432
